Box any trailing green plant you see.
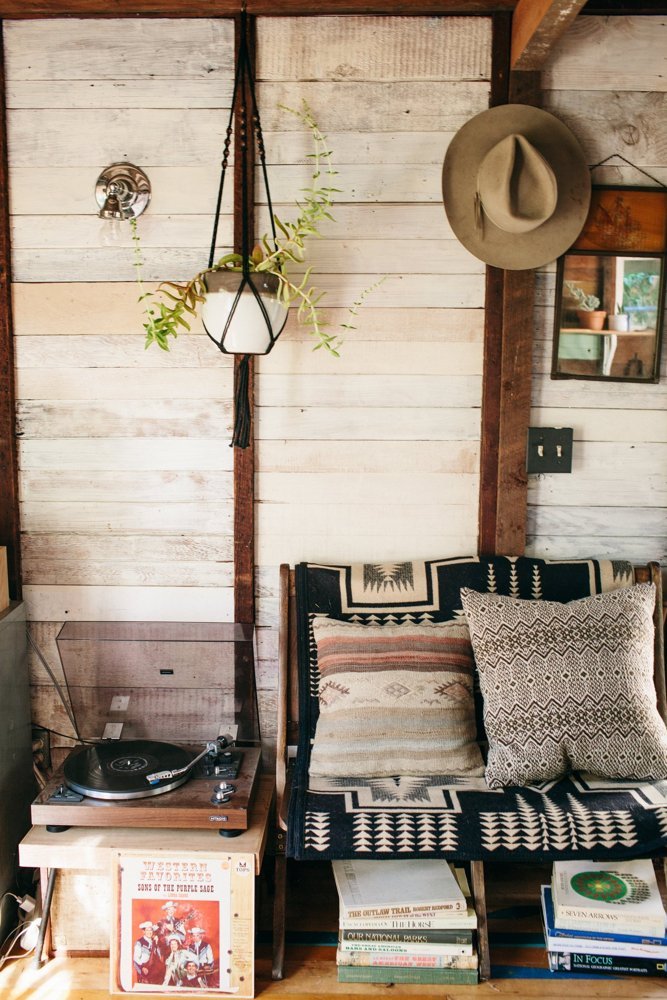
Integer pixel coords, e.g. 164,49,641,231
133,101,381,357
564,280,600,312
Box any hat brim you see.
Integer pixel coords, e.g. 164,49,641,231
442,104,591,270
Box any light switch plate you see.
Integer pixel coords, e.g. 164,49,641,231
526,427,573,474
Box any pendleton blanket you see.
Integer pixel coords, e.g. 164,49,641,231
286,555,667,862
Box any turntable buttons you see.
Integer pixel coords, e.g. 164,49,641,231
211,782,236,804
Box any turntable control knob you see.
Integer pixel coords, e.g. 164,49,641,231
211,782,235,804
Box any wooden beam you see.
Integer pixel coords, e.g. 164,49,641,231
233,13,256,625
0,23,21,601
511,0,588,71
491,70,541,556
0,0,516,15
478,11,511,556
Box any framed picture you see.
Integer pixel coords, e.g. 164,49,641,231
111,851,256,998
552,187,667,383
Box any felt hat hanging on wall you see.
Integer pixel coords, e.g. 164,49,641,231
442,104,591,270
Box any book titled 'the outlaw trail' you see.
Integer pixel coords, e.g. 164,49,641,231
332,859,466,919
551,859,667,939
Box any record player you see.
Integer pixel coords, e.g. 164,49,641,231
31,621,263,835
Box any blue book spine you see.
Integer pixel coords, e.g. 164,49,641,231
548,950,667,976
542,886,667,948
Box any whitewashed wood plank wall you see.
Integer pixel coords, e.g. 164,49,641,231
531,15,667,565
7,14,666,755
5,15,490,752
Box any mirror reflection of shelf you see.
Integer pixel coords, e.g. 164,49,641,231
560,327,656,336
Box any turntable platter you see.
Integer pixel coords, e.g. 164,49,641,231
63,740,195,800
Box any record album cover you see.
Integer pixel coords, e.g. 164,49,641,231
111,851,255,998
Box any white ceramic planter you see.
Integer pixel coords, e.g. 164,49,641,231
607,314,629,332
201,270,288,355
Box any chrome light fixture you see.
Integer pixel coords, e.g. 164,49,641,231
95,162,151,221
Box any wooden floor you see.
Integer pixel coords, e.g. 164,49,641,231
1,861,667,999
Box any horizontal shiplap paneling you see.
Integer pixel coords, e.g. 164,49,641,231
7,15,492,752
530,17,667,568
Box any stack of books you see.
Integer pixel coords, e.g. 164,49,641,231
543,858,667,977
332,858,479,985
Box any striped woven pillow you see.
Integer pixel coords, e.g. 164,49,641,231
308,617,485,779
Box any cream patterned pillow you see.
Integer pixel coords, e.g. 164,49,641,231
308,617,485,779
461,582,667,788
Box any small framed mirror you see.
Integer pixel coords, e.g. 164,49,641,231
552,187,667,383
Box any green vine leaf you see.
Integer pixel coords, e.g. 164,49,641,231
134,100,383,355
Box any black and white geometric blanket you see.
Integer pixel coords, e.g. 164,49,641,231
286,555,667,861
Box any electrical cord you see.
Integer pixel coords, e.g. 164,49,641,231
0,893,40,968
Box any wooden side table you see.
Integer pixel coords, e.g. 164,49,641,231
19,773,274,962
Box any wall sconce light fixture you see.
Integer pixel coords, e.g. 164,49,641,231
95,162,151,220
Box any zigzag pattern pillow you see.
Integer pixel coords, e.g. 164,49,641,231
461,582,667,788
308,617,485,779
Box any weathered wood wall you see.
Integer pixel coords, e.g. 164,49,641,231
7,14,667,756
529,15,667,564
6,15,490,753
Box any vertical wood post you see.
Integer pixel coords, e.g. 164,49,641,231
233,12,256,625
0,22,21,600
479,15,541,557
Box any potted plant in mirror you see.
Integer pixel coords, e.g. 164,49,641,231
133,101,380,360
564,280,607,331
607,302,629,332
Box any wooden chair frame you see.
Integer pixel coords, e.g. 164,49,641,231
272,561,666,982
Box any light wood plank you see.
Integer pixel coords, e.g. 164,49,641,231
20,501,233,533
7,77,233,109
255,406,480,440
533,377,667,412
527,534,667,565
258,343,483,377
257,502,475,539
531,407,667,444
257,471,478,505
20,470,234,502
542,90,667,165
257,15,491,82
10,285,484,340
256,439,480,474
258,530,479,567
526,505,667,537
3,18,234,80
16,368,233,400
16,399,234,437
529,475,667,508
18,438,235,471
22,531,234,570
543,15,667,93
256,374,482,407
14,335,232,367
11,239,483,282
21,555,230,589
22,584,235,622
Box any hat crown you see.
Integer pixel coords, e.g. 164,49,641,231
477,133,558,235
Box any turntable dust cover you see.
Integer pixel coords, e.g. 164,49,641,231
111,851,255,997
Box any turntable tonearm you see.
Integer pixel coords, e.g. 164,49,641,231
30,620,264,835
32,736,262,834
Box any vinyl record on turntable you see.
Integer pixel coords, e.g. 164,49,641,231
63,740,195,800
